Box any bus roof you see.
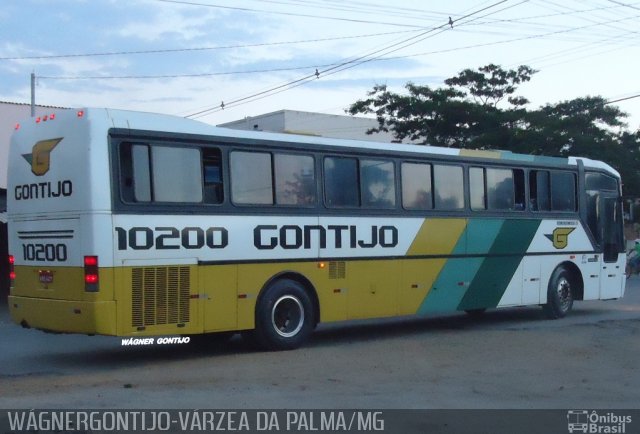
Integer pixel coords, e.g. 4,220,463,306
93,107,618,177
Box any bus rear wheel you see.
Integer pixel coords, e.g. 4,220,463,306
543,266,574,319
253,279,315,351
464,308,486,318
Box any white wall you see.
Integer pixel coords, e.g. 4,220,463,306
219,110,402,143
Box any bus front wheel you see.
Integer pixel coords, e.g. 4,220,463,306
543,266,574,319
253,279,315,351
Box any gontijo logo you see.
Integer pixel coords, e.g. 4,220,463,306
15,137,73,201
545,227,575,249
21,137,63,176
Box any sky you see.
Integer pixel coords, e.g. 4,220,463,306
1,0,639,133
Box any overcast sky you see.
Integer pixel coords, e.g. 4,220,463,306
1,0,639,133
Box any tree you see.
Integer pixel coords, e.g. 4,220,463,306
612,131,640,197
347,83,469,146
347,64,536,149
444,63,536,107
348,64,640,196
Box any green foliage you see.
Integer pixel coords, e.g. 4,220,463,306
348,64,640,197
444,64,536,107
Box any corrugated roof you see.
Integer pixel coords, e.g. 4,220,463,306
0,101,70,109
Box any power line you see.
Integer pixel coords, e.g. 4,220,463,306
10,1,635,64
186,0,511,119
35,8,640,82
247,0,449,22
607,0,640,12
508,12,640,68
187,26,454,118
605,94,640,105
155,0,433,28
38,64,336,80
0,30,419,61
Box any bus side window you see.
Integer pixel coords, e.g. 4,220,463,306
529,170,550,211
203,148,223,204
470,167,486,210
360,159,395,209
152,146,203,203
324,157,359,207
551,172,576,212
274,153,316,206
119,142,151,203
119,143,135,202
230,151,274,205
434,164,464,210
470,167,524,211
401,162,433,210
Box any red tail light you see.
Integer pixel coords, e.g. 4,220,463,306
8,255,15,286
84,255,99,292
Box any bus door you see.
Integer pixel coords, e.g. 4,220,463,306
598,193,625,299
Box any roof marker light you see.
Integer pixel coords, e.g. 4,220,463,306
35,117,41,123
77,110,84,118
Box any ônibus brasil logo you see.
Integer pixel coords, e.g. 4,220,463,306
567,410,632,433
21,138,63,176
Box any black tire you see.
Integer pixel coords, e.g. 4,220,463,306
464,308,486,318
543,266,574,319
252,278,315,351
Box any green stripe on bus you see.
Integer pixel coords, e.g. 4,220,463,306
500,151,570,166
417,219,503,314
457,219,541,311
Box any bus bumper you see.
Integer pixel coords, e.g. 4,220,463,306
8,295,117,335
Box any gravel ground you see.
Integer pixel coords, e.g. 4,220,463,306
1,281,638,409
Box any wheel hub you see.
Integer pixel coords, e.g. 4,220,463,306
271,295,304,338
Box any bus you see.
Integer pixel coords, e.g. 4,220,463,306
7,108,626,350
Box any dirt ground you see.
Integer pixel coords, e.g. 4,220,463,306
1,281,638,410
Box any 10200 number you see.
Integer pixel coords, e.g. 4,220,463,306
115,226,229,250
22,243,68,262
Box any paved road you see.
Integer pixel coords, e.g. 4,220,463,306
1,280,638,409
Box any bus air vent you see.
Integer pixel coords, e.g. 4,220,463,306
131,267,190,328
329,261,346,279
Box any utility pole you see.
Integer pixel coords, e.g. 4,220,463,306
30,72,35,117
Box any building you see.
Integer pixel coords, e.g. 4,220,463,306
218,109,400,143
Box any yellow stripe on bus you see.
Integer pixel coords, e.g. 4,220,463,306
406,218,467,257
459,149,503,159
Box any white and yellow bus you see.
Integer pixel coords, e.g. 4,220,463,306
7,108,626,350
